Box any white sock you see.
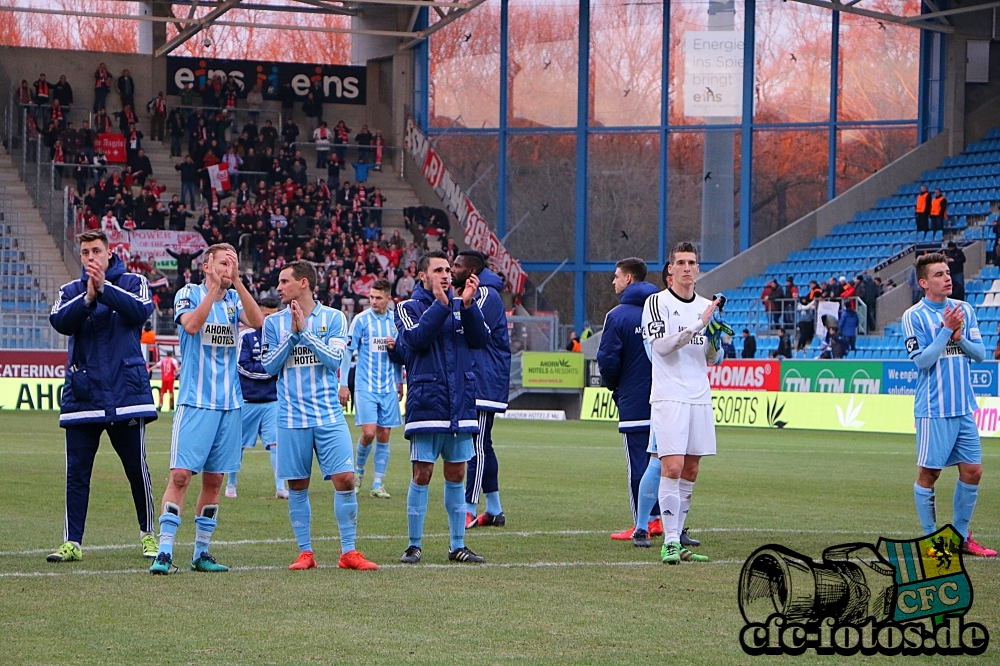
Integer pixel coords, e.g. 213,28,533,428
678,479,694,536
658,476,681,544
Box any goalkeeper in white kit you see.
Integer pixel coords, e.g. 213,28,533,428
641,242,730,564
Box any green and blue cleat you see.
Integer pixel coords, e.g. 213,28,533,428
149,552,174,575
661,541,709,564
191,552,229,572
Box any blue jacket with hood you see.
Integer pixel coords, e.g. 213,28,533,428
394,282,488,438
596,281,659,432
49,254,157,427
470,268,511,413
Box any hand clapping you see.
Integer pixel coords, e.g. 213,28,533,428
290,300,306,334
461,272,480,308
944,304,964,341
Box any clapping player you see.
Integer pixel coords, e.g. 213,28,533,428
452,251,512,529
395,251,488,564
339,279,404,498
903,253,995,556
150,244,264,574
641,243,720,565
262,261,378,571
47,230,159,563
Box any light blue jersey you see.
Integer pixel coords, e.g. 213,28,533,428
261,303,349,428
174,284,245,410
340,308,403,394
902,297,983,419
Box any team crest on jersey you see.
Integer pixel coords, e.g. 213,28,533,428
227,305,237,322
319,325,327,335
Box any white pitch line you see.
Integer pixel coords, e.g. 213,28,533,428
0,559,749,579
7,526,994,558
0,529,606,557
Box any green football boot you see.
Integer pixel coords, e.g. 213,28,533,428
191,552,230,572
46,541,82,563
141,534,158,559
678,546,709,562
149,552,173,575
661,541,681,565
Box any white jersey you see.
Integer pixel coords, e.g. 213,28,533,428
641,288,715,405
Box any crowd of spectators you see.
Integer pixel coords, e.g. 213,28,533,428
759,272,885,358
15,64,478,325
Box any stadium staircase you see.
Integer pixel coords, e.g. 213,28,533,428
0,154,73,349
722,128,1000,359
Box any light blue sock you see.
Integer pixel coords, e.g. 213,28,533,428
287,488,312,552
193,515,216,562
953,480,979,540
485,491,502,516
268,446,283,492
227,472,238,486
355,440,373,476
444,480,466,551
335,490,359,553
157,512,180,557
407,481,429,548
637,457,661,529
914,483,937,536
372,441,390,488
467,501,478,517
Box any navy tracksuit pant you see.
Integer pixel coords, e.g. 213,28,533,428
466,411,498,505
64,419,155,544
623,430,659,524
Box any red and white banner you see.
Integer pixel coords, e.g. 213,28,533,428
97,133,126,163
707,360,781,392
207,163,231,192
0,350,67,378
405,118,526,294
103,229,208,268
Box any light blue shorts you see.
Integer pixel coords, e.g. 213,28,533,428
242,401,277,450
646,432,658,455
277,423,354,481
171,405,242,474
915,413,982,469
355,389,402,428
409,433,474,464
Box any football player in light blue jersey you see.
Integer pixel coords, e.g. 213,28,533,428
150,244,264,575
903,252,995,557
339,278,404,499
261,260,378,571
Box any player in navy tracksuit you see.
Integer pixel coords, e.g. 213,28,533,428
598,259,665,547
452,252,512,528
47,230,158,562
393,250,488,564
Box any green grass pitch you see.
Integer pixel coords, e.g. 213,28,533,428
1,412,999,664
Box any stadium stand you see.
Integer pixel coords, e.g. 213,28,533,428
721,128,1000,360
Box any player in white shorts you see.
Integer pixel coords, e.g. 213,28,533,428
641,241,722,565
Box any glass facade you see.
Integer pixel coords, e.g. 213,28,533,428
424,0,923,330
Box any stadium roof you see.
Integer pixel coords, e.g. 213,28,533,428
788,0,1000,34
0,0,487,55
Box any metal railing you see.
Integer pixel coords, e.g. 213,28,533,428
758,296,870,337
0,312,66,349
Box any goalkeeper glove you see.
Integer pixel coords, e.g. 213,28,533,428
705,310,734,351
